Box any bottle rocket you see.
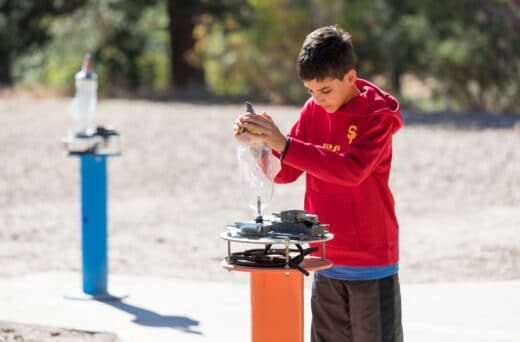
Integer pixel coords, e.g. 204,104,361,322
236,101,279,222
71,53,98,132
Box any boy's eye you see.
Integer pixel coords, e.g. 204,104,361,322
307,88,331,95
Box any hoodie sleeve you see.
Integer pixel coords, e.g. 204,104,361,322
272,101,312,184
281,114,397,186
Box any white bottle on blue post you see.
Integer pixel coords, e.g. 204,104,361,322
64,54,123,300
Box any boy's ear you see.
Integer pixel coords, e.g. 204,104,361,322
346,69,357,84
341,69,357,85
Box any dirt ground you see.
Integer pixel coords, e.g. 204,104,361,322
0,321,120,341
1,92,520,339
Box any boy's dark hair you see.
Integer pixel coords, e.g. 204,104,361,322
297,26,356,81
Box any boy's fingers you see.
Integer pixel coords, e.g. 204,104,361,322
233,122,242,134
235,118,266,135
243,114,270,128
236,113,279,141
260,112,273,121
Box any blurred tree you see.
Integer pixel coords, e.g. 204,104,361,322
192,0,519,112
167,0,205,90
417,0,520,112
7,0,518,112
92,0,163,92
12,0,207,95
345,0,425,94
327,0,520,112
13,0,170,94
0,0,87,85
192,0,400,103
329,0,519,112
192,0,313,103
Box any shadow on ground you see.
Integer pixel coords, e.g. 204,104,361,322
100,300,202,335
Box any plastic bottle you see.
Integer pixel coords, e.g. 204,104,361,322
236,101,277,222
71,53,98,132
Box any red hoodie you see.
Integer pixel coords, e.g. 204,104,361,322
274,79,402,267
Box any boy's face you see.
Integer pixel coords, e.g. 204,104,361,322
303,70,357,113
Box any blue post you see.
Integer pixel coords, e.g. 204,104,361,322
80,154,108,296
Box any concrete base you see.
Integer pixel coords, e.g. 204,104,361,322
0,272,519,342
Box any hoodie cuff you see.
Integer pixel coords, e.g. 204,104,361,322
279,137,291,161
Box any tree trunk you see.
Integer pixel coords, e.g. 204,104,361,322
0,49,13,86
167,0,204,91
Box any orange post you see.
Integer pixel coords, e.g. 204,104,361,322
251,270,304,342
224,257,332,342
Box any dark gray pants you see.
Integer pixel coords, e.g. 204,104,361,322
311,273,403,342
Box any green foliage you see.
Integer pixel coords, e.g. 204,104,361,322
13,0,169,94
193,0,519,112
418,0,520,112
0,0,88,84
193,0,311,103
7,0,520,113
191,0,422,103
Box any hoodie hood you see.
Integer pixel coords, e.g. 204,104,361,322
342,78,402,134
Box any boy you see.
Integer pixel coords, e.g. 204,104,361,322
235,25,403,342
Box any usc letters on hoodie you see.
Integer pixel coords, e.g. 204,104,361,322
274,79,402,267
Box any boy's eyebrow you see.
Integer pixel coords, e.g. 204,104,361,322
306,86,331,93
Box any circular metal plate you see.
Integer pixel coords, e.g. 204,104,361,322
220,231,334,245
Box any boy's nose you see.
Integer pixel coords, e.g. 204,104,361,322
313,94,325,106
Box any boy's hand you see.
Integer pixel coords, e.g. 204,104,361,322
234,112,287,152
